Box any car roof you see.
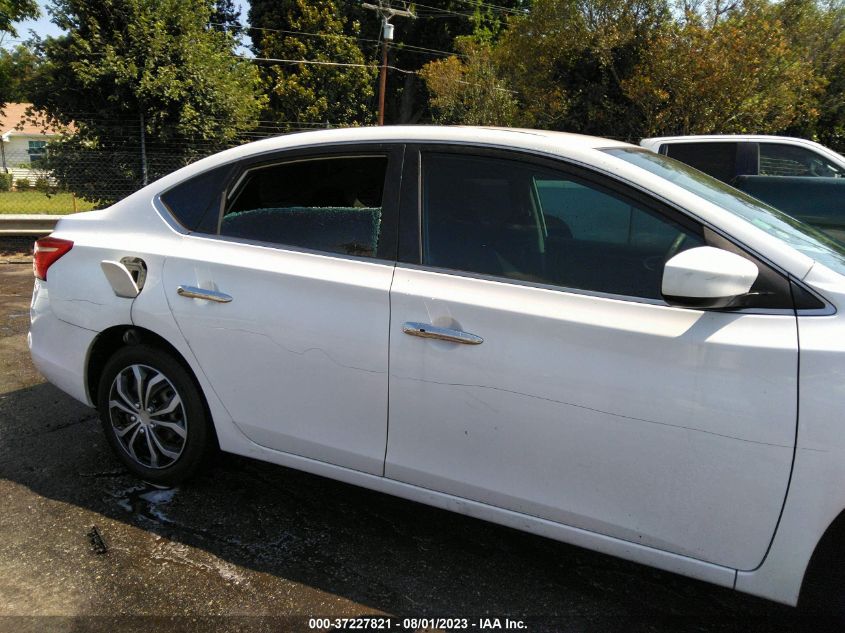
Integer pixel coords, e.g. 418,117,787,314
262,125,631,151
641,134,821,144
143,126,634,197
285,125,627,149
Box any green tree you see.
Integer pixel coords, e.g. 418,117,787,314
249,0,376,127
774,0,845,151
419,37,521,126
622,6,822,136
0,0,39,110
0,0,38,36
28,0,265,204
495,0,671,138
0,42,40,102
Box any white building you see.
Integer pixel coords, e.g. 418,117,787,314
0,102,72,183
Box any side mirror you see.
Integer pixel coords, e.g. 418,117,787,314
662,246,758,309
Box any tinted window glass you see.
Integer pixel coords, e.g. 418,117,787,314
161,164,234,232
759,143,842,178
422,153,704,300
605,147,845,276
222,156,388,257
665,142,738,182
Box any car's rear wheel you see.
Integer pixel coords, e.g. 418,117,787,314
97,344,212,486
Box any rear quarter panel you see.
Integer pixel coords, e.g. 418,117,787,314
46,211,136,331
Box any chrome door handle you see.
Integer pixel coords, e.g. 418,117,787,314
176,285,233,303
402,322,483,345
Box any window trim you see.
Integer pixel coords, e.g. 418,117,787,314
225,153,388,206
394,259,676,307
402,143,806,313
178,228,403,268
168,143,405,262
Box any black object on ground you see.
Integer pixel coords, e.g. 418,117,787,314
87,525,108,555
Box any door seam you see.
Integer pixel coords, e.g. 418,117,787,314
382,262,397,477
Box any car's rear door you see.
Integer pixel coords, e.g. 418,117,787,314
386,146,798,570
162,144,403,475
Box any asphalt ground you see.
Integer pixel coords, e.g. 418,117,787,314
0,257,833,633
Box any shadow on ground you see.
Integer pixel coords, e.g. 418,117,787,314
0,378,833,632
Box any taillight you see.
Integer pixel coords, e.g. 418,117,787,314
33,236,74,281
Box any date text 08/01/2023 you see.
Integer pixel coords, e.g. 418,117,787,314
307,617,528,630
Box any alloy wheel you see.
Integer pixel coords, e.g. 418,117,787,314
107,364,188,469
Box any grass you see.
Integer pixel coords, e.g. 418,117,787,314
0,191,98,215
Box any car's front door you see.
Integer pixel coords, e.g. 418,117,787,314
386,147,798,570
162,146,403,475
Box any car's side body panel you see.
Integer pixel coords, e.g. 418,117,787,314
194,413,739,590
162,237,395,475
43,213,135,333
387,266,798,571
29,279,98,405
28,212,146,407
125,245,242,454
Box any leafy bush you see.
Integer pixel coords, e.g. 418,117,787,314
15,177,31,190
0,173,11,192
34,177,51,193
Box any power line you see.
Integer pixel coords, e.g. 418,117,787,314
410,1,527,20
239,54,417,74
234,21,462,58
411,3,479,18
395,42,464,58
451,0,526,16
234,22,383,46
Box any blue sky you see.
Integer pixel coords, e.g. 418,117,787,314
3,0,253,51
3,0,62,43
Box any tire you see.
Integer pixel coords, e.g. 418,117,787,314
799,520,845,622
97,344,213,486
799,563,845,623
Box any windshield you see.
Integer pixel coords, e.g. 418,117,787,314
604,147,845,276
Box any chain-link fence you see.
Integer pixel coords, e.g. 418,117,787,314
0,121,329,215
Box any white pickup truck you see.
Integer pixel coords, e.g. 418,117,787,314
641,135,845,241
640,135,845,180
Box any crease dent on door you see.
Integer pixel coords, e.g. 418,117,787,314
387,268,798,571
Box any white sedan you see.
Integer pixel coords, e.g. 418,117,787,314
28,126,845,610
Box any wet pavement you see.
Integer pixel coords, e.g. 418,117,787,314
0,260,827,632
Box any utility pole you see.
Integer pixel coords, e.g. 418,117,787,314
362,1,415,125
